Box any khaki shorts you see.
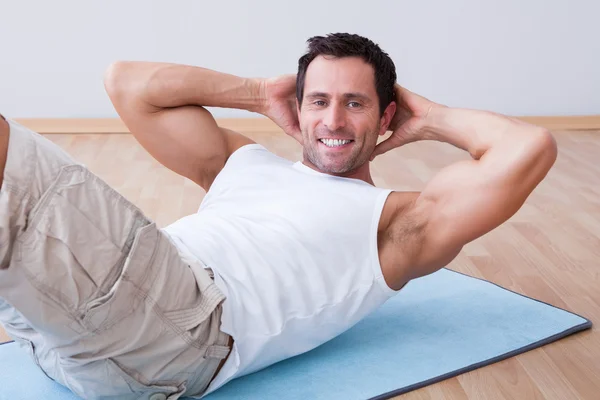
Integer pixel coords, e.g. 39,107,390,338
0,119,231,399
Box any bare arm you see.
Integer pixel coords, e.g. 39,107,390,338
416,107,556,266
104,62,262,190
380,90,557,288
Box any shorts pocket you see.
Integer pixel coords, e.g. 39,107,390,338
16,164,152,332
82,221,159,332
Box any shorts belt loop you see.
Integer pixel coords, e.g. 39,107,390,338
205,345,231,360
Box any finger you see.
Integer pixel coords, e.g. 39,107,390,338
370,135,399,161
390,108,411,131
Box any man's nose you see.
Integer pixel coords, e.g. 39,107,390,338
323,104,346,131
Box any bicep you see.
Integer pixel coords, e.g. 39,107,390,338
109,97,253,190
422,160,518,249
418,133,557,260
385,160,526,285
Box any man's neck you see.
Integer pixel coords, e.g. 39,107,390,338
301,160,375,186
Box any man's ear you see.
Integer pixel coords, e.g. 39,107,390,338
379,101,396,136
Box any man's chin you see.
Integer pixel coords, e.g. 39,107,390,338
314,159,356,175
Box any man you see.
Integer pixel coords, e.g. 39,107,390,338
0,33,557,399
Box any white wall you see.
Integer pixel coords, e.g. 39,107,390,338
0,0,598,118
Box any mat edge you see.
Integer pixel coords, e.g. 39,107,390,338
367,268,593,400
446,268,593,326
368,321,591,400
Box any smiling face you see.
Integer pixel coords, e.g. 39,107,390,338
297,55,395,177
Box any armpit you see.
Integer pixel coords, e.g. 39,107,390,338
379,192,429,269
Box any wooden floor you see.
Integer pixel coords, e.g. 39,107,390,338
1,128,599,399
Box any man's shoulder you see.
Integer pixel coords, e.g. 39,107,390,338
224,138,287,166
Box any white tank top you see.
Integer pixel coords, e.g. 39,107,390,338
163,144,399,396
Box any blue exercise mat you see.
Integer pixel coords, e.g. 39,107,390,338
0,268,591,400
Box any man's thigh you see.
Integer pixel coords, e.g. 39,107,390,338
0,120,230,398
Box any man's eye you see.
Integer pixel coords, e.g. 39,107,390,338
348,102,361,108
314,101,326,106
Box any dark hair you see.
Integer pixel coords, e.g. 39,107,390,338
296,33,397,116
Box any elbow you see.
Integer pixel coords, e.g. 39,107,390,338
533,128,558,169
523,128,558,183
103,61,131,101
103,61,153,104
104,61,172,109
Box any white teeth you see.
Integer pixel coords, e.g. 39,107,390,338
320,139,351,147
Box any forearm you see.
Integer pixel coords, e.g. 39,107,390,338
424,106,548,159
105,61,265,113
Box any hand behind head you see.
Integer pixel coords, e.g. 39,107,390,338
262,75,303,144
370,85,439,161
